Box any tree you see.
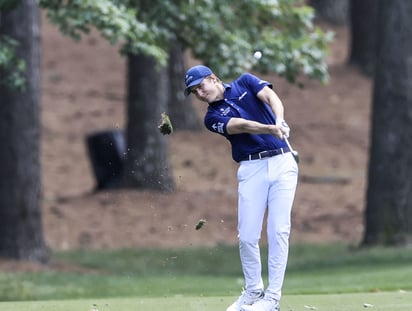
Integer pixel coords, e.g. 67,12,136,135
168,44,202,131
309,0,349,25
124,53,174,191
123,43,201,191
349,0,379,76
0,0,48,262
363,0,412,246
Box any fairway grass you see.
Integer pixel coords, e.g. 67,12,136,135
1,292,411,311
2,243,412,309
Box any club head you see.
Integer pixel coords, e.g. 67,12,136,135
292,151,299,164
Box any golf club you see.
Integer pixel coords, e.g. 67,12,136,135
284,137,299,164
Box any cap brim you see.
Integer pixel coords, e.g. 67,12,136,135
184,77,205,96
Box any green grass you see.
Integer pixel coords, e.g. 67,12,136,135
1,292,412,311
1,242,412,310
285,243,412,294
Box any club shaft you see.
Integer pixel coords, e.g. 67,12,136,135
284,137,299,164
284,137,294,152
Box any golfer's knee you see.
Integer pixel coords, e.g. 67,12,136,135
238,235,260,246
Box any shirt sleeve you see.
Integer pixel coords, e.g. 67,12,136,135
240,73,272,95
204,109,231,137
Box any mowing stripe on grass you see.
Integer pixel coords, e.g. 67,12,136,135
0,292,410,311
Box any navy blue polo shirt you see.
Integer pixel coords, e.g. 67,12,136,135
204,73,287,162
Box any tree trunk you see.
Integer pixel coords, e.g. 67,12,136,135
309,0,349,25
124,53,174,192
0,0,49,262
349,0,379,76
363,0,412,246
168,44,202,131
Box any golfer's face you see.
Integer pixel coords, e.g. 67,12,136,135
191,77,221,103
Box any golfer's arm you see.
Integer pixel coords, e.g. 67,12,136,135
257,86,285,121
226,118,281,136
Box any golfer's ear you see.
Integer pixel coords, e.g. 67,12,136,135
210,74,220,83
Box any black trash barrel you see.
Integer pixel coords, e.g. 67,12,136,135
86,130,126,190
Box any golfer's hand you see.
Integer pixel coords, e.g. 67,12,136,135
269,124,284,139
276,119,290,139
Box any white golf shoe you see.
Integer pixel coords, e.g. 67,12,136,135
226,290,264,311
241,298,280,311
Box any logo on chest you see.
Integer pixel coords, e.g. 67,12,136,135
238,91,247,100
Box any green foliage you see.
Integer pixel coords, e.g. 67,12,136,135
0,0,21,10
2,0,331,88
129,0,332,83
39,0,168,65
40,0,332,83
0,36,26,90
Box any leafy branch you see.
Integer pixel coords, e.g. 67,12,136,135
0,36,26,90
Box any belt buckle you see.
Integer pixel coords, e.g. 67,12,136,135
258,150,268,159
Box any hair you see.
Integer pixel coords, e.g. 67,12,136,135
208,74,222,84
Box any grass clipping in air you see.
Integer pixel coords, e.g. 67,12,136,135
158,112,173,135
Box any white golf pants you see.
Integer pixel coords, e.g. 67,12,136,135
237,153,298,301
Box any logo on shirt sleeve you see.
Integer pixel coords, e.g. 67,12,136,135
212,122,225,134
220,107,231,116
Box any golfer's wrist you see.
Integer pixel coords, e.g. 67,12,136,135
276,119,289,128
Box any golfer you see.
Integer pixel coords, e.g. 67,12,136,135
184,65,298,311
